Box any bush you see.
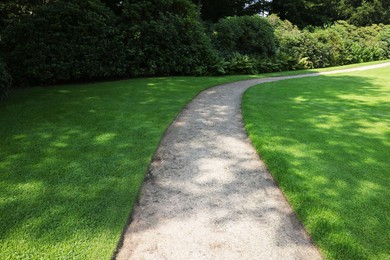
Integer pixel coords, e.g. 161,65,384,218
2,0,126,86
0,58,12,100
269,15,390,70
213,15,276,58
267,14,305,70
222,52,257,75
123,0,217,77
378,25,390,59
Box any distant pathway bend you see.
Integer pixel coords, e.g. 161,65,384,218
116,62,390,259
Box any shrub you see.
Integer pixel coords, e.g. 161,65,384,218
2,0,126,86
213,15,276,58
378,25,390,58
123,0,217,77
0,58,12,100
223,52,257,75
268,14,305,70
269,15,390,70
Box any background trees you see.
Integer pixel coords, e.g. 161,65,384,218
0,0,389,96
191,0,249,22
189,0,390,28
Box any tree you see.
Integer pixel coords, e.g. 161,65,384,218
192,0,270,22
191,0,245,22
269,0,338,28
338,0,389,26
0,0,54,29
269,0,389,28
100,0,124,15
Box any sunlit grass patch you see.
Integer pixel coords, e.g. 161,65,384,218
243,66,390,259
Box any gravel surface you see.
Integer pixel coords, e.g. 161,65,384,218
116,63,390,260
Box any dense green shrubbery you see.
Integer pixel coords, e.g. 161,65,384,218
269,15,390,70
0,58,12,100
0,0,389,94
213,15,276,58
1,0,126,86
211,14,389,75
122,0,217,76
211,15,278,75
1,0,217,88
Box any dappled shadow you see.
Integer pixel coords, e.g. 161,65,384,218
0,76,250,258
117,78,322,259
243,72,390,259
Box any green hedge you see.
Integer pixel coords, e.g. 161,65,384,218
0,58,12,100
122,0,217,77
2,0,126,86
269,15,390,70
213,15,276,58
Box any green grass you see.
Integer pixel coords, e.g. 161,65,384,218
0,75,260,258
251,59,390,76
1,60,389,258
243,66,390,259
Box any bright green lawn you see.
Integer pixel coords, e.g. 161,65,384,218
1,60,389,258
243,66,390,259
0,75,260,258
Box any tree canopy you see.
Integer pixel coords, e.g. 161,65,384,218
191,0,389,27
2,0,389,29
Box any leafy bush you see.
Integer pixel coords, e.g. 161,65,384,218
222,52,257,75
213,15,276,58
2,0,126,86
123,0,217,77
268,15,305,70
269,15,390,70
378,25,390,58
215,53,284,75
0,58,12,100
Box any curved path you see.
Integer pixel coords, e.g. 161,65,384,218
116,63,390,259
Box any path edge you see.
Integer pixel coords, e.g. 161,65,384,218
111,61,390,259
110,77,265,259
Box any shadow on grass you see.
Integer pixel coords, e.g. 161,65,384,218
117,76,326,259
243,73,390,259
0,75,253,258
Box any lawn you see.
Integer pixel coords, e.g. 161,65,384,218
243,66,390,259
1,61,389,258
0,75,260,258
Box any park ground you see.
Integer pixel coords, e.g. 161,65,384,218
0,61,389,259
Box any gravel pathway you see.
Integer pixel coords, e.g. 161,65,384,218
116,63,390,260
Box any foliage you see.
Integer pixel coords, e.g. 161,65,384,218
0,57,12,100
191,0,259,22
213,15,276,58
1,0,126,86
220,52,258,75
210,15,277,75
0,0,48,29
215,52,284,75
2,0,389,85
122,0,217,76
243,66,390,259
378,25,390,58
338,0,390,26
269,15,390,70
269,0,389,28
